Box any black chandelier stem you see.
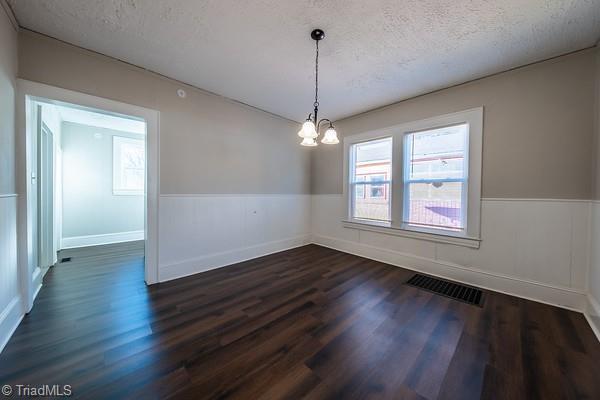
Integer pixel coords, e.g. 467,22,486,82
313,39,319,123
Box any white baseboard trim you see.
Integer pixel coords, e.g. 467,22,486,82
159,234,311,282
585,294,600,342
0,296,24,354
32,281,42,304
311,234,587,312
61,230,144,249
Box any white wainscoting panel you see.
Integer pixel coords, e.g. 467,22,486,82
158,195,311,282
586,201,600,341
0,195,23,353
311,195,590,311
61,230,145,249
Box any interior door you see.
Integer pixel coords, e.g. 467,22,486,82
38,118,55,271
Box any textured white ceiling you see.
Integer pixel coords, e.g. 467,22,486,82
9,0,600,122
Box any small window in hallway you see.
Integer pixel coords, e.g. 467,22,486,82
113,136,145,195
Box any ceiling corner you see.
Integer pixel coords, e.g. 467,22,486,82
1,0,19,31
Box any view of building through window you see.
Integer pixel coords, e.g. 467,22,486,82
403,124,467,230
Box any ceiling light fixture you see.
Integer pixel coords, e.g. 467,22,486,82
298,29,339,146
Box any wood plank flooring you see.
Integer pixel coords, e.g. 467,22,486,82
1,243,599,399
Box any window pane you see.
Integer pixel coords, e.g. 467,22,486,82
406,182,463,230
353,138,392,183
113,136,145,194
351,138,392,222
353,183,390,221
123,168,144,190
406,124,467,180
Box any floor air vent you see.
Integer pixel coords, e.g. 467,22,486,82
60,257,72,263
406,274,484,306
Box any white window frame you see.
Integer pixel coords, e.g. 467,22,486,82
343,108,483,248
112,135,145,196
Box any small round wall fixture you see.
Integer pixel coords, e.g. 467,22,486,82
297,29,339,146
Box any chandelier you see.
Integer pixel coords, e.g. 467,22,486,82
297,29,339,146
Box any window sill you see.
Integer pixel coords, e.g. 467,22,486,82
342,220,481,249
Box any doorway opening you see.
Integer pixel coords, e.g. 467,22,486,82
17,80,159,313
38,101,146,272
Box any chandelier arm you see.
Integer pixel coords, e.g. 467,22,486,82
317,118,333,131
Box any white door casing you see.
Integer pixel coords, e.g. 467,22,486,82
16,79,160,313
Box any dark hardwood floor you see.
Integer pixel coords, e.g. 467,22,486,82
1,243,599,399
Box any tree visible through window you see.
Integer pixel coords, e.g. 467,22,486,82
113,136,145,195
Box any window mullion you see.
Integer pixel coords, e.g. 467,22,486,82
390,133,404,228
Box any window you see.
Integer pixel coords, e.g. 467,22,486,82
349,138,392,222
403,124,467,231
344,108,482,247
113,136,145,195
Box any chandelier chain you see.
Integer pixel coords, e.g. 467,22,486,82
314,40,319,108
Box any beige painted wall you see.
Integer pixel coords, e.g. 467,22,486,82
61,122,145,238
312,49,596,199
18,30,310,195
0,5,19,346
18,30,596,199
0,7,16,195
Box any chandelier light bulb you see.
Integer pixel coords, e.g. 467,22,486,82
321,127,339,144
300,120,318,138
300,137,318,146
